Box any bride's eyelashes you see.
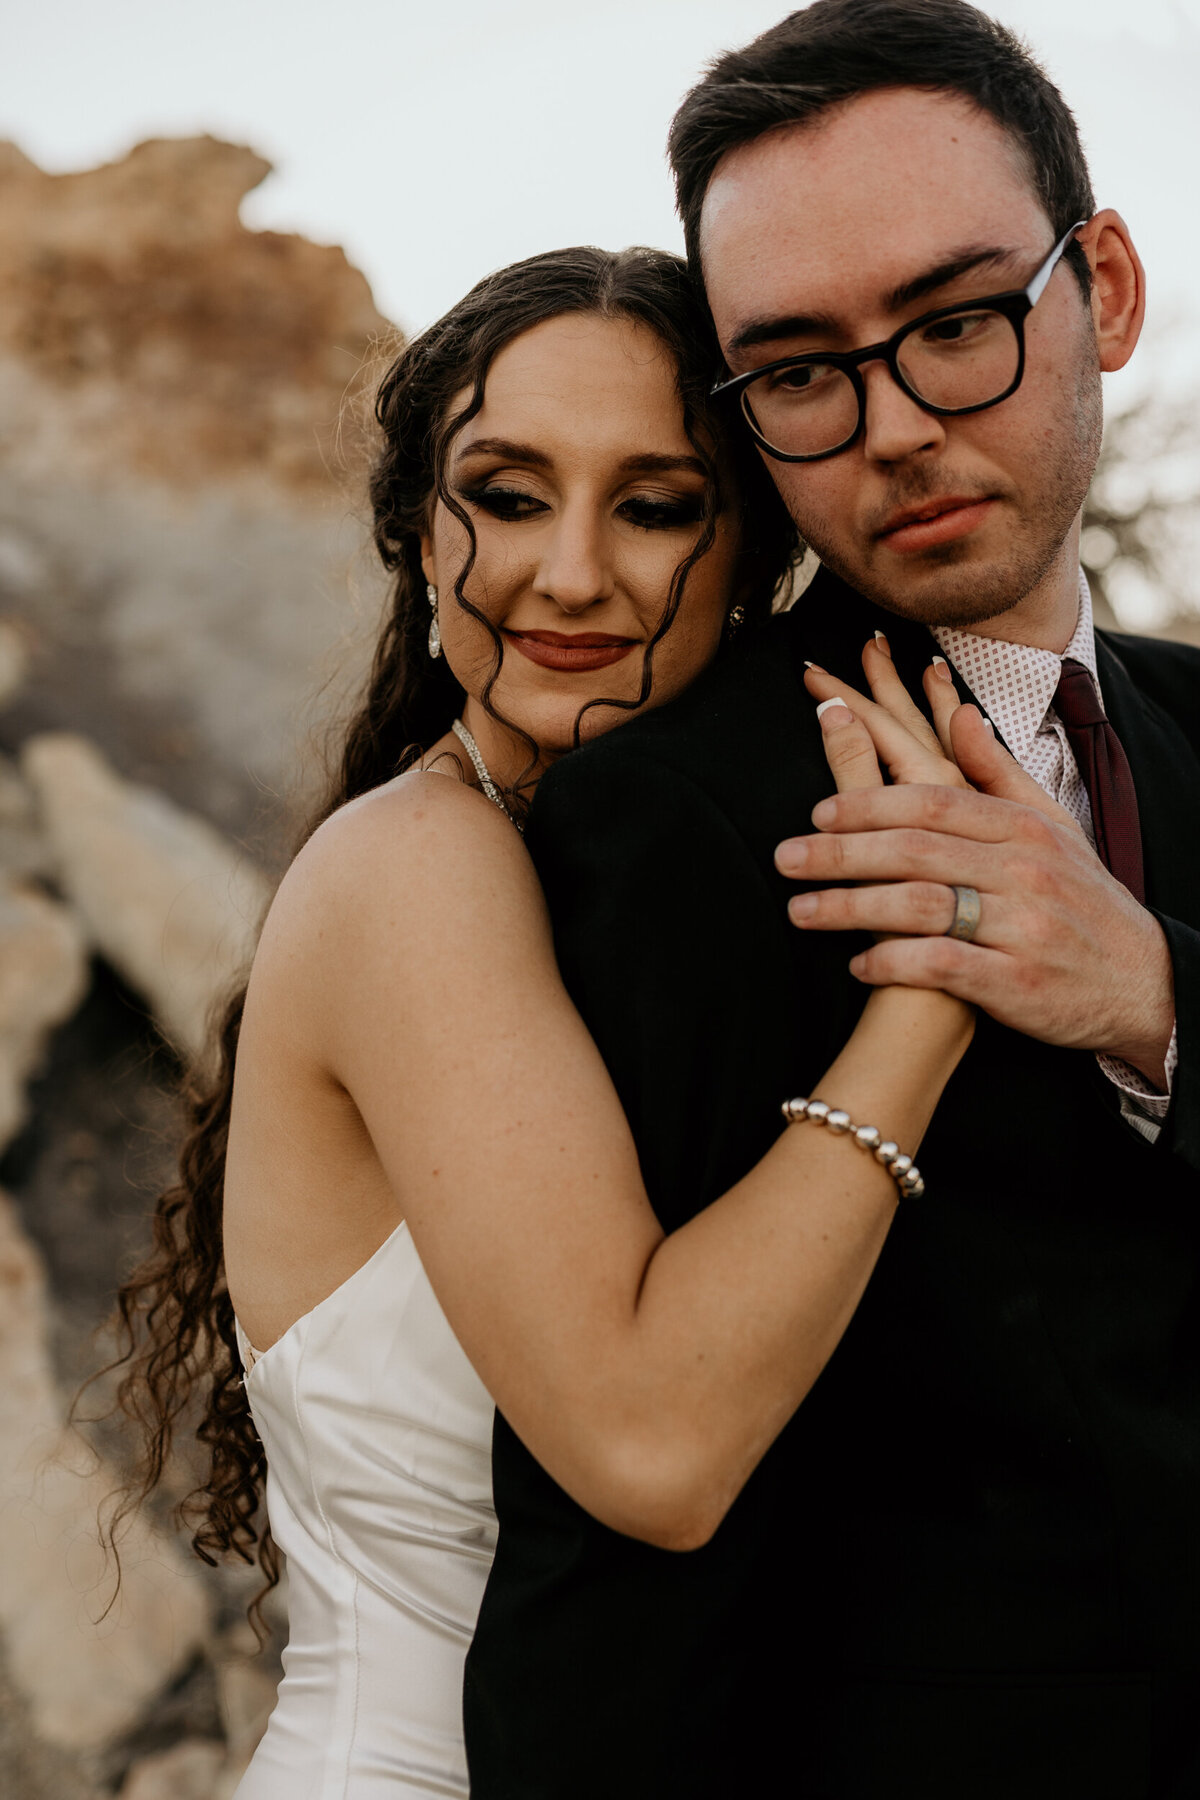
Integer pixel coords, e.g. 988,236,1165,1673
620,493,706,532
454,482,707,533
457,483,546,522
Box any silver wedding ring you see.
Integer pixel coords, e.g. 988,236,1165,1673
945,885,982,942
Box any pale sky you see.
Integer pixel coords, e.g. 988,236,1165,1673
6,0,1200,389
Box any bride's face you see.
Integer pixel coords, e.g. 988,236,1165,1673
420,312,743,765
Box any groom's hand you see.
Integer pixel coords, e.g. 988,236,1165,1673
777,781,1175,1089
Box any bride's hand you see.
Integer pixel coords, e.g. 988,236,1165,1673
805,632,969,790
806,643,978,1024
804,633,1086,836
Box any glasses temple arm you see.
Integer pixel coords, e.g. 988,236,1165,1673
1025,219,1090,306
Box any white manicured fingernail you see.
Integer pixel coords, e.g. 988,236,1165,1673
873,630,891,658
932,654,954,684
815,697,849,720
984,718,995,735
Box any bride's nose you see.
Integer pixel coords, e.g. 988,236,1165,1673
531,504,616,613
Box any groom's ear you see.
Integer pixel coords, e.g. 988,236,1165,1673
733,535,803,619
1079,210,1146,374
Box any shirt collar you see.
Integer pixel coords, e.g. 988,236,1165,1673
930,569,1099,766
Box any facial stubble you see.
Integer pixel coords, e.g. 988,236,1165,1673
779,338,1104,633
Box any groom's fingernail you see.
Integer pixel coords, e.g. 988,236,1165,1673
873,630,891,658
932,654,954,684
775,838,808,872
789,893,818,921
816,697,851,726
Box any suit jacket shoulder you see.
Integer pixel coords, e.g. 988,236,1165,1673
1097,627,1200,751
533,608,805,813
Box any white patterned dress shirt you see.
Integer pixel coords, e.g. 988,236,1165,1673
932,571,1175,1144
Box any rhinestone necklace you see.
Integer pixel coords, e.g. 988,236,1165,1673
451,718,523,833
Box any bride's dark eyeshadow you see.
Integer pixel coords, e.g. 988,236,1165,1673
455,483,544,520
621,494,707,530
454,483,707,532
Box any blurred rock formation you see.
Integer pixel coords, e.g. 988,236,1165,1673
23,735,271,1060
0,133,395,849
0,1193,210,1754
0,135,398,1796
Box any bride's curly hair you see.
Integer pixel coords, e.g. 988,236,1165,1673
96,246,798,1619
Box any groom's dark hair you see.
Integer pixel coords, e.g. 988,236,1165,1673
669,0,1095,287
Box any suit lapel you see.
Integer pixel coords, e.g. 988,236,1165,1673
1096,635,1200,924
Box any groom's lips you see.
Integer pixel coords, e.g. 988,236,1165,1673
876,496,996,553
505,629,637,672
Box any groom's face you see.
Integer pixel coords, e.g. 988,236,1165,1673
699,87,1102,630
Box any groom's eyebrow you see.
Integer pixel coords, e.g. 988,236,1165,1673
726,244,1019,356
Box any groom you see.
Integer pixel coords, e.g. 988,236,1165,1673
465,4,1200,1796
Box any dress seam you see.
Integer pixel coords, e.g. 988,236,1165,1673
292,1324,361,1797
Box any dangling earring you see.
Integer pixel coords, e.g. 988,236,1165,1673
427,584,442,660
726,602,746,640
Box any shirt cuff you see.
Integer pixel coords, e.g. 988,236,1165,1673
1095,1022,1177,1135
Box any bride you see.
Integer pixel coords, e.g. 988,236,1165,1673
106,244,1042,1796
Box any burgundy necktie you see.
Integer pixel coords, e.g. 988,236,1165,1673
1052,657,1145,904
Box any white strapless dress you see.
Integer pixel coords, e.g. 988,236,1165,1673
232,1222,497,1798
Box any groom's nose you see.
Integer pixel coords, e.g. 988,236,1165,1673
859,359,946,465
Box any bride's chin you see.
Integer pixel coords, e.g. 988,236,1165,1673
501,688,647,758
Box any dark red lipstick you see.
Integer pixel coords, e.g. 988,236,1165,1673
505,630,637,672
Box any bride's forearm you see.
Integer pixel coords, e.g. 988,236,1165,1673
592,987,974,1548
814,983,975,1152
314,781,976,1556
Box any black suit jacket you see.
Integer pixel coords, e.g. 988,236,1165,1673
464,567,1200,1800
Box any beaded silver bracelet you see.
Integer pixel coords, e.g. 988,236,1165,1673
781,1097,925,1199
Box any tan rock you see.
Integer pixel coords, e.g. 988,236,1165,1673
0,527,50,597
0,756,47,884
0,874,88,1152
0,1192,210,1751
21,733,272,1060
0,135,390,494
0,136,397,847
0,1657,102,1800
0,618,30,706
117,1738,226,1799
215,1635,279,1770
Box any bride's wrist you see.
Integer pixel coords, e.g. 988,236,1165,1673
861,983,975,1052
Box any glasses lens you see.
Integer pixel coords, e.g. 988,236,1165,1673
897,309,1020,411
742,362,860,459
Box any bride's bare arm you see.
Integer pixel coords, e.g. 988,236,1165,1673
240,697,971,1552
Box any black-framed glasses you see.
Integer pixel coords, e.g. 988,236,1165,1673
710,221,1088,463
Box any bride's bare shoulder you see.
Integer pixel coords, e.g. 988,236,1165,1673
261,768,538,965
